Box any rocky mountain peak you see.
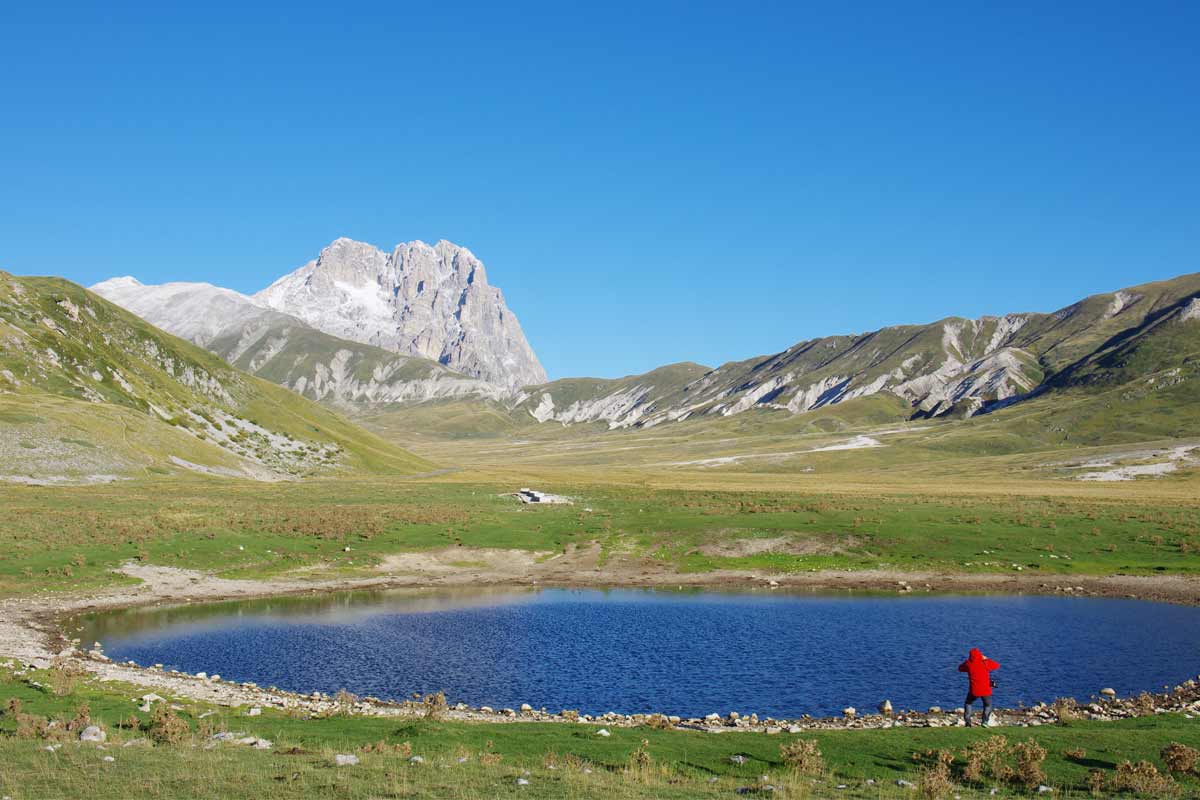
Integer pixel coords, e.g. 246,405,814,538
254,238,545,390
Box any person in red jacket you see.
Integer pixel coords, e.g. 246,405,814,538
958,647,1000,727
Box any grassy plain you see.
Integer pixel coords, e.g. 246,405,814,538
1,469,1199,598
1,665,1198,799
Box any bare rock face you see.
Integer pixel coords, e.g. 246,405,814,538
253,238,546,391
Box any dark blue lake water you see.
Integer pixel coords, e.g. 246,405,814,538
77,589,1200,719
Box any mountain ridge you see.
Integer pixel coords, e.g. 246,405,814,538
92,254,1199,434
514,271,1200,429
91,274,503,409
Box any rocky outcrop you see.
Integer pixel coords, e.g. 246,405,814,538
254,238,546,391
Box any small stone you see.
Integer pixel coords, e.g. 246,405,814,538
842,707,856,718
879,700,893,715
334,754,359,766
896,778,915,787
1037,786,1053,793
520,703,533,713
102,755,115,763
596,728,611,737
410,755,424,764
1100,688,1117,698
516,778,530,785
79,725,106,743
246,707,262,716
730,754,748,764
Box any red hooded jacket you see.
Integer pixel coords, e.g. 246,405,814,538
958,648,1000,697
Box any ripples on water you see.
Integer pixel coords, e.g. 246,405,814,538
79,588,1200,718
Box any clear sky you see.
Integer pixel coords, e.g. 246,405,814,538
2,1,1198,380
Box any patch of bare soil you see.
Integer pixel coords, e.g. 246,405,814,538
696,534,860,557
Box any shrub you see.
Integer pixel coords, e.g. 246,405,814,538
643,713,672,730
148,704,189,744
1063,748,1087,761
360,740,411,757
918,750,955,800
561,709,580,722
1051,697,1079,723
1012,740,1047,790
961,736,1012,784
196,715,221,739
1133,692,1157,716
1110,760,1177,796
47,658,87,696
1087,769,1107,797
1161,743,1199,775
334,688,358,716
479,740,502,766
780,739,825,776
66,702,91,732
422,691,447,721
626,738,654,779
14,711,50,739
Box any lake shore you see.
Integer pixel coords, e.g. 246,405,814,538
2,559,1199,732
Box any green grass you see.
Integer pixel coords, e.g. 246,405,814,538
0,476,1197,596
0,666,1197,799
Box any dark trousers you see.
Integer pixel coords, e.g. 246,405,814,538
964,692,992,726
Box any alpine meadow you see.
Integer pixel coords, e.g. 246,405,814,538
3,4,1200,799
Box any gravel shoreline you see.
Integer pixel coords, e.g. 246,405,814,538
2,562,1199,733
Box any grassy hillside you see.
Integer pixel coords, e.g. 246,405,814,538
0,273,431,481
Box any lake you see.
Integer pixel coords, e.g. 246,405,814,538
76,588,1200,719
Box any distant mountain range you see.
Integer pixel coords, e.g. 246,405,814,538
90,242,1199,432
518,273,1200,429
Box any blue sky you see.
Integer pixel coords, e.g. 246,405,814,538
2,1,1198,379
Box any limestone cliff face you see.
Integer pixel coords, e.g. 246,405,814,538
253,238,546,391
